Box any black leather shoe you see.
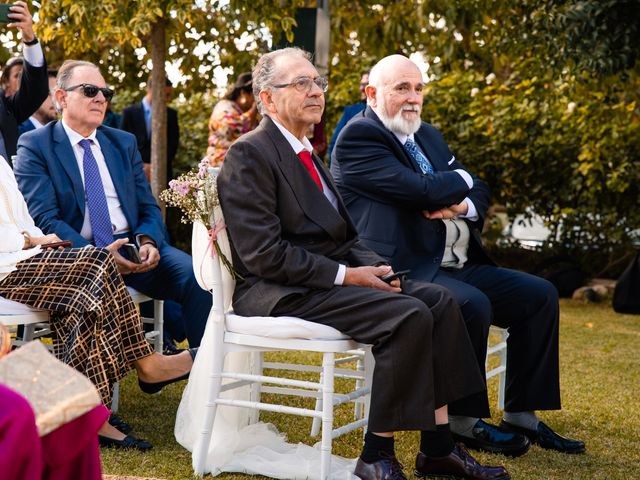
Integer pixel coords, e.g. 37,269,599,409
354,454,407,479
452,419,530,457
99,434,152,451
108,414,132,434
499,420,586,454
415,444,510,480
138,347,198,394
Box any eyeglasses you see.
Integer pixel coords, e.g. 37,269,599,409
271,76,328,93
64,83,114,102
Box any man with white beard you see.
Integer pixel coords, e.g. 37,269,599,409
331,54,585,460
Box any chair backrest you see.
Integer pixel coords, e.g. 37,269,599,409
191,173,235,313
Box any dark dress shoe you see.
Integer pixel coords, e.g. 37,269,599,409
499,420,586,454
99,434,153,451
108,414,132,434
138,347,198,394
452,419,530,457
354,454,407,479
415,444,510,480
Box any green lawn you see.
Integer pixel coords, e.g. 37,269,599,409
102,300,640,479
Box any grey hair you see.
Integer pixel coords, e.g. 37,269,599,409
53,60,100,113
252,47,312,114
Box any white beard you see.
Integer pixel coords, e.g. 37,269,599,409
376,102,422,136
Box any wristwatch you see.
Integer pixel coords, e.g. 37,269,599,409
23,35,39,46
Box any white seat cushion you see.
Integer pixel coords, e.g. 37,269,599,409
0,296,47,315
226,313,350,341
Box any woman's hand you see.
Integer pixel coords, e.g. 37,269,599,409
26,233,62,249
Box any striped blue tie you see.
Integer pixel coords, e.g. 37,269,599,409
404,139,434,174
79,139,114,247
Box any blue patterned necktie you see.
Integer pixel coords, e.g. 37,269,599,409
404,138,434,174
79,139,114,247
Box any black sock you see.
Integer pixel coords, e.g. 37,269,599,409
360,432,395,463
420,424,455,458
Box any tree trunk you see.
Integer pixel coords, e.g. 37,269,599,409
150,20,167,218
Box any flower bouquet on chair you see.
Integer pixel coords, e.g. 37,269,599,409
160,159,239,303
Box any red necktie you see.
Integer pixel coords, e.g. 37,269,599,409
297,150,323,192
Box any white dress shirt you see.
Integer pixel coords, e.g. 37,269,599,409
270,117,346,285
61,121,130,242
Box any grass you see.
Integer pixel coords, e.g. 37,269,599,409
101,300,640,479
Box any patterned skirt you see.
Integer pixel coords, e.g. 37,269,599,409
0,247,153,407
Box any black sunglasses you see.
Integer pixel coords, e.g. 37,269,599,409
64,83,114,102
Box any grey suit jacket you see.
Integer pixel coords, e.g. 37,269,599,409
217,116,385,316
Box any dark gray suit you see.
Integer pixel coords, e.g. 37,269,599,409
217,116,485,433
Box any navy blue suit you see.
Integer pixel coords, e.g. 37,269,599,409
18,119,37,136
14,122,211,347
332,107,560,416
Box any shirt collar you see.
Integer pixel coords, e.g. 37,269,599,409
394,132,414,146
29,116,44,129
61,119,98,147
142,97,151,114
269,116,314,155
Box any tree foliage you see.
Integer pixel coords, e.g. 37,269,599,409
23,0,640,268
326,0,640,267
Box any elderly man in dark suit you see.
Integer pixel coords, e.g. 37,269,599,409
120,75,179,184
217,47,510,480
331,54,585,458
14,60,211,352
0,1,49,165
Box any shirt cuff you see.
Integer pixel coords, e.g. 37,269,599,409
135,234,157,248
334,264,346,285
454,169,473,189
460,198,479,221
23,42,45,67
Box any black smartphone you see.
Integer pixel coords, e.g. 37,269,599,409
0,3,12,24
122,243,142,263
381,269,411,284
41,240,72,249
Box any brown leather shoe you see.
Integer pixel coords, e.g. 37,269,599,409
415,444,510,479
354,453,407,479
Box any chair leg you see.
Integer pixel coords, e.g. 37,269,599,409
320,352,334,480
22,324,35,342
497,329,508,411
112,382,120,413
193,353,225,476
354,352,365,420
310,371,323,437
153,299,164,353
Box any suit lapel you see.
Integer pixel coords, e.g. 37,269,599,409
263,118,347,243
53,122,86,215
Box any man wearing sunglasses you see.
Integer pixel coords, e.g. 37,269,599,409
14,60,212,355
0,1,49,166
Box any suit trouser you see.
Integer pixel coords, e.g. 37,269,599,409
432,263,561,417
124,243,212,348
269,280,485,433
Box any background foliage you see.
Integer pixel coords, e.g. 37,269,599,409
5,0,637,275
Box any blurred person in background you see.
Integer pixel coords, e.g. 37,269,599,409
0,1,49,165
19,69,57,135
205,71,258,167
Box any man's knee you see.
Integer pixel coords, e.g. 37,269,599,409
458,289,492,331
